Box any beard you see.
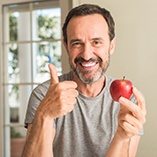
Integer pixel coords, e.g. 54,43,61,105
69,54,110,84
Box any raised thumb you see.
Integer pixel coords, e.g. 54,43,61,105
48,64,59,84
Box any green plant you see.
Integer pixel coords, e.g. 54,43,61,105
10,127,22,138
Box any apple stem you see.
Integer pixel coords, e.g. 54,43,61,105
123,76,125,80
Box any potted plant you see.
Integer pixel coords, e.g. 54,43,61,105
10,127,25,157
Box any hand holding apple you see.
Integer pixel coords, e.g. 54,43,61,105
110,76,133,102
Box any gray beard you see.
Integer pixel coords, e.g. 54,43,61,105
70,56,110,84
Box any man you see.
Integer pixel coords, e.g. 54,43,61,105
22,4,146,157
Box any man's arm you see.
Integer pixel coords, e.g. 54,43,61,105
129,135,141,156
106,87,146,157
22,117,55,157
106,134,140,157
22,64,78,157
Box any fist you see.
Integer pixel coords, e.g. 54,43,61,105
38,64,78,118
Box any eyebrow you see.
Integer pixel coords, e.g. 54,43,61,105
91,37,104,41
69,37,104,44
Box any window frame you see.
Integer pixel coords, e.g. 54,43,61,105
0,0,73,156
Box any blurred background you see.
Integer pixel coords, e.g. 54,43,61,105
0,0,156,156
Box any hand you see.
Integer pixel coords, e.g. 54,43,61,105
37,64,78,118
116,86,146,140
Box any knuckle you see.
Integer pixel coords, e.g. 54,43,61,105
124,113,130,120
55,83,64,91
75,90,79,97
142,117,146,124
134,106,140,115
137,123,143,131
71,97,77,104
121,121,127,129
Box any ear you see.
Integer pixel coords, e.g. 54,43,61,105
63,40,68,52
109,37,116,55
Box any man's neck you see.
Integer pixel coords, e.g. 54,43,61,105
72,73,106,98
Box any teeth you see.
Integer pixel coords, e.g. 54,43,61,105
81,62,96,67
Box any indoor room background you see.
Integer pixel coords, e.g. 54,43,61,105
85,1,156,157
0,0,157,157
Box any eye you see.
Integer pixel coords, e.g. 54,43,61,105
73,42,80,46
93,40,102,47
71,41,82,48
94,40,100,45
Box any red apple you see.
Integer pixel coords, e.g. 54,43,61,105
110,76,133,102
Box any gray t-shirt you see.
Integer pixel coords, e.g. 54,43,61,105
24,72,143,157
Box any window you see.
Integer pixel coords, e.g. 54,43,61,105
0,0,71,156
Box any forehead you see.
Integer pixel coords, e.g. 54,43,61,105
66,14,109,39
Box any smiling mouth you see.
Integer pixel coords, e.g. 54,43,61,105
74,57,102,69
80,62,97,68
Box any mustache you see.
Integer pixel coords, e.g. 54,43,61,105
74,57,102,64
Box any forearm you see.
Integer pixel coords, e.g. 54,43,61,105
22,114,54,157
107,87,146,157
106,134,131,157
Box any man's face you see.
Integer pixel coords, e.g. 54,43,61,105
65,14,115,84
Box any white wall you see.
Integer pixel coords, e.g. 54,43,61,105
74,0,157,156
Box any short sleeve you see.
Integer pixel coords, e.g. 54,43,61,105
24,80,50,128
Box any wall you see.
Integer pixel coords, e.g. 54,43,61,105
74,0,157,156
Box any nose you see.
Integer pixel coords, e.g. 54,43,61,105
81,42,94,61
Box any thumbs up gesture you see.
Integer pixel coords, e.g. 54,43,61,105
38,64,78,118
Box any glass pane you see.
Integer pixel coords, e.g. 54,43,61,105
7,43,32,83
8,43,19,83
3,84,19,124
33,41,62,83
32,8,61,40
3,85,32,124
3,3,31,42
9,13,18,42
